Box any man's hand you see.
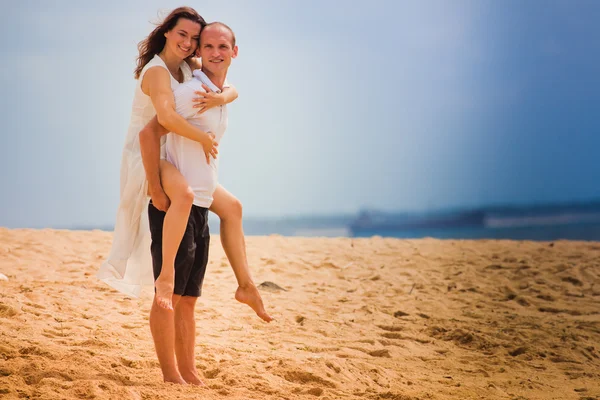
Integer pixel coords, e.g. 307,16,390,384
150,186,171,212
202,132,218,164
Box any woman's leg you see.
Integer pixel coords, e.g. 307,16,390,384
154,160,194,310
210,185,272,322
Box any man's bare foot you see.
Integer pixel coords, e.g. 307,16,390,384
181,370,206,386
163,374,187,384
155,274,174,311
235,284,273,322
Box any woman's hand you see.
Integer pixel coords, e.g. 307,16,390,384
193,84,225,114
201,131,219,164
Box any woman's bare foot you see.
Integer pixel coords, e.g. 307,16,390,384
155,273,174,311
181,370,206,386
235,284,273,322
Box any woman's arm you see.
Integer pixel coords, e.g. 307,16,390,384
141,66,217,147
222,85,239,104
138,66,217,210
185,56,202,71
193,84,239,112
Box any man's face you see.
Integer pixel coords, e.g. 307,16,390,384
198,26,238,75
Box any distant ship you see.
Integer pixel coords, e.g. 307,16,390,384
348,209,486,236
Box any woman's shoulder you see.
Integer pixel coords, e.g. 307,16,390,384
139,54,168,80
139,55,173,94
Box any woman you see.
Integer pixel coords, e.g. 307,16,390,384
98,7,271,322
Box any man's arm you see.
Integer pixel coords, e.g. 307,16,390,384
139,117,170,211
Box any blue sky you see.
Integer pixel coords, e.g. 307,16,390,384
1,0,599,228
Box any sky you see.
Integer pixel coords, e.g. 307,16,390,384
1,0,600,228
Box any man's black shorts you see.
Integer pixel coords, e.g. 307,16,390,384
148,201,210,297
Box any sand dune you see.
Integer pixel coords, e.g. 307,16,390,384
0,228,599,399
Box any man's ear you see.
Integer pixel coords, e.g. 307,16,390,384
232,45,239,59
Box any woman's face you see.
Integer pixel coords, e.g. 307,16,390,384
164,18,201,59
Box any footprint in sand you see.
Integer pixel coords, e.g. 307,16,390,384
537,293,556,301
121,323,143,330
540,307,583,316
0,303,17,317
508,347,527,357
97,373,136,386
516,297,530,306
562,276,583,286
120,357,147,369
204,368,221,379
19,345,55,359
24,302,45,310
379,339,406,348
358,339,376,345
380,332,402,339
377,325,402,332
258,281,287,292
76,339,110,348
368,349,391,358
325,361,341,373
303,387,324,396
484,264,505,270
42,328,70,338
282,370,336,388
24,370,74,385
0,345,17,360
261,257,277,266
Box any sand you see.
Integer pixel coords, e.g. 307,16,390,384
0,227,599,400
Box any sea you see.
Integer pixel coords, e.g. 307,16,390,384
84,200,600,241
224,201,600,241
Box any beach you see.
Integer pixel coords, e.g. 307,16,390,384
0,227,599,400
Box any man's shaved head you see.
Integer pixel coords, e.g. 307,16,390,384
202,22,236,47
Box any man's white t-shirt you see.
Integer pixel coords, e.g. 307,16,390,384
167,70,229,208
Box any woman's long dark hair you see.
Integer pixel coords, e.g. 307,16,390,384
134,7,206,79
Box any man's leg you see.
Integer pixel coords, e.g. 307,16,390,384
175,206,209,386
174,296,203,385
148,202,195,384
210,185,272,322
149,294,185,384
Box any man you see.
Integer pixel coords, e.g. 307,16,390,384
139,22,239,386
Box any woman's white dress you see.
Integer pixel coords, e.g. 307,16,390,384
97,55,193,297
